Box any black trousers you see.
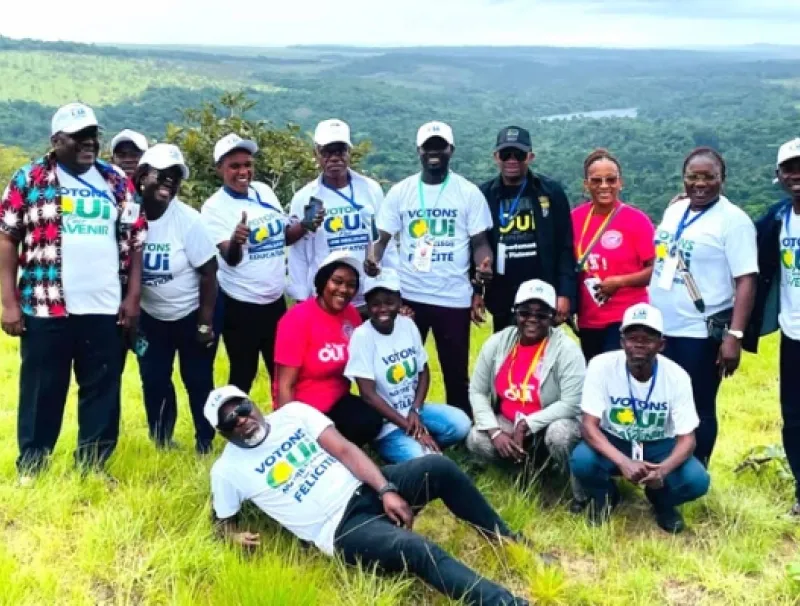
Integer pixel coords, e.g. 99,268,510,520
222,292,286,394
579,322,623,363
334,456,527,606
18,314,122,472
327,393,384,447
781,334,800,500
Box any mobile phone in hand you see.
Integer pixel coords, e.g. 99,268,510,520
302,197,324,232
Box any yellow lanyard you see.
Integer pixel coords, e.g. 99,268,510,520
577,203,619,260
507,338,548,396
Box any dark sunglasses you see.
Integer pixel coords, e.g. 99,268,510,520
498,148,527,162
588,176,619,186
320,144,349,158
148,166,183,183
218,399,254,432
516,309,553,322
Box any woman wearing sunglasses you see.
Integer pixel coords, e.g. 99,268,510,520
132,144,219,453
571,149,655,362
466,279,587,508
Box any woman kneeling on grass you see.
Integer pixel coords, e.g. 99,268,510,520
466,279,588,509
344,268,472,462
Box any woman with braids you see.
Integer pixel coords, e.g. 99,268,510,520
649,147,757,466
571,149,655,361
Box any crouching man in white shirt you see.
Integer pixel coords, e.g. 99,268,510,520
205,385,530,606
569,303,710,534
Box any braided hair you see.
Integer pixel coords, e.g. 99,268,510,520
682,147,726,181
583,148,622,178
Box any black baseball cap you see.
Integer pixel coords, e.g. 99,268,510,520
495,126,532,153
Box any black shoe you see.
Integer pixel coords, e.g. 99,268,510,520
654,506,685,534
155,439,181,451
587,489,620,526
569,499,589,514
196,441,213,455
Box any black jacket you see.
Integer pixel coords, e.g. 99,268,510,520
478,170,577,315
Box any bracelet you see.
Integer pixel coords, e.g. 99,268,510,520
489,429,503,441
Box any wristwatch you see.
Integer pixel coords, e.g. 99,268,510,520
727,329,744,340
197,324,212,335
377,482,399,499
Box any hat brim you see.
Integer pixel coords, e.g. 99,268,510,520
315,136,353,148
364,284,401,297
515,296,555,310
778,152,800,168
57,117,99,135
495,142,532,153
216,140,258,163
621,323,663,336
111,135,148,153
417,134,454,148
316,255,362,279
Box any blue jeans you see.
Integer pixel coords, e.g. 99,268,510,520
374,404,472,463
570,432,710,510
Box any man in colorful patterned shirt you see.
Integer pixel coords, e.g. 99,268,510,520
0,103,147,479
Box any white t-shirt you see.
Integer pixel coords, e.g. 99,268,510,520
141,200,217,321
377,171,493,308
581,351,699,442
201,183,287,305
779,208,800,340
649,196,758,337
210,402,361,556
345,316,429,439
287,171,398,308
57,166,120,315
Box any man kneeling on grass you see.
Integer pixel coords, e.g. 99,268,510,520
569,303,710,533
205,385,530,606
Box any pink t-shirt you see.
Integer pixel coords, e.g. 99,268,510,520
571,202,655,329
494,341,545,422
274,298,362,413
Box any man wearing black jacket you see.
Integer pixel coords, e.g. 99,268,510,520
475,127,576,332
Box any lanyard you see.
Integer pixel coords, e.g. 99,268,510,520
418,174,451,218
625,360,658,431
507,338,547,397
322,179,362,211
575,204,621,271
498,179,527,228
58,164,112,202
671,198,718,254
785,206,797,239
223,185,276,211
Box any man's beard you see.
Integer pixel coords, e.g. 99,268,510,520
231,421,268,449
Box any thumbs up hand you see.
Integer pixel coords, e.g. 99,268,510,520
232,211,251,245
474,256,493,286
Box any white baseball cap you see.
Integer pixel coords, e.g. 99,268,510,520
363,267,401,297
514,279,556,309
621,303,664,335
139,143,190,179
51,102,98,136
314,119,352,147
777,138,800,168
316,249,362,280
213,133,258,164
416,121,454,147
110,129,149,153
204,385,249,429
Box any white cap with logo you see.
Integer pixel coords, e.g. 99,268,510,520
316,249,362,280
621,303,664,335
110,129,149,153
363,267,402,297
213,133,258,164
204,385,249,429
51,102,98,136
314,119,352,147
416,121,454,147
139,143,190,179
777,138,800,168
514,279,556,309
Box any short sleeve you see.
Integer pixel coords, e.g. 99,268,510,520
184,217,217,268
724,210,758,278
0,169,26,241
465,183,493,237
201,196,234,245
580,356,608,419
274,304,310,368
632,210,656,263
211,464,243,519
670,366,700,435
344,326,376,381
376,184,403,237
284,402,335,439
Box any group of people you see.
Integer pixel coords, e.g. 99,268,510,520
2,100,798,605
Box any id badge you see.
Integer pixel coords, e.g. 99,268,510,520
496,242,507,275
412,235,434,273
631,440,644,462
583,276,604,306
657,255,679,291
121,202,141,225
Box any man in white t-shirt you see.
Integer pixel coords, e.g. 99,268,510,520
0,103,147,479
201,134,318,394
205,385,529,606
287,118,397,315
366,121,494,416
570,303,710,533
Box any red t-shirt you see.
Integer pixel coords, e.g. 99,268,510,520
274,298,362,413
494,340,546,422
571,202,655,329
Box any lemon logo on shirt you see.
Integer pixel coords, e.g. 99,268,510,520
409,219,428,238
655,242,669,260
610,408,636,425
782,248,795,270
62,196,75,215
267,461,294,488
253,225,269,243
328,216,345,232
386,358,417,385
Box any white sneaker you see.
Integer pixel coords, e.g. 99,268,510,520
16,475,36,488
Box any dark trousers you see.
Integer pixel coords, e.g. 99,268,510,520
334,456,526,606
327,393,384,447
781,334,800,500
405,301,471,416
138,310,215,451
18,314,122,472
662,336,722,466
492,310,513,333
570,432,710,510
579,322,622,363
222,292,286,394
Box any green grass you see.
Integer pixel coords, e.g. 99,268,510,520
0,51,283,106
0,324,798,605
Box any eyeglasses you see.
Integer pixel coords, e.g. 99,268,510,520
516,309,553,322
320,144,349,158
498,149,527,162
588,176,619,186
218,400,254,433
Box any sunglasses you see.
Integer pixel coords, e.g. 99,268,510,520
218,399,254,432
516,309,553,322
320,144,349,158
588,176,619,186
498,148,528,162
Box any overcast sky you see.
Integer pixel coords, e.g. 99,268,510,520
3,0,799,48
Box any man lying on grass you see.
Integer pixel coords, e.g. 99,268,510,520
570,303,711,533
204,385,530,606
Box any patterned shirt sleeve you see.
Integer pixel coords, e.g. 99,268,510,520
0,167,28,241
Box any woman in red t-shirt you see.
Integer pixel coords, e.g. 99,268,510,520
274,250,383,446
571,149,655,362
